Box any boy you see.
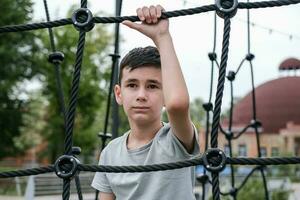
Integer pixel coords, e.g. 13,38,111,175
92,5,200,200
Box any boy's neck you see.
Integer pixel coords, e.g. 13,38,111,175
127,120,163,150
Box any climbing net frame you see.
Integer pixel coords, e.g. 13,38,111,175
1,0,300,200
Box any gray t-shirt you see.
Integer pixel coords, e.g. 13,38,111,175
91,122,200,200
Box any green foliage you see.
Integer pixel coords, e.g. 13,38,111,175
0,0,42,159
161,97,206,130
189,97,206,130
271,189,290,200
237,179,265,200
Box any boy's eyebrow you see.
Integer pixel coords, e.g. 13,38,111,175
147,79,161,85
124,78,138,83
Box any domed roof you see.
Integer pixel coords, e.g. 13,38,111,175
279,58,300,70
232,77,300,133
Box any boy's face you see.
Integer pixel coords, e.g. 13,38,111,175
114,66,164,125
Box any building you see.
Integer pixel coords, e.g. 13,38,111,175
199,58,300,158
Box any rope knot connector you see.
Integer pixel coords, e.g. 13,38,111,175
250,119,262,129
208,52,217,61
72,8,94,32
203,148,226,172
215,0,238,19
203,102,213,112
54,155,79,179
246,53,255,61
227,71,236,81
196,174,210,184
225,131,233,140
48,51,64,64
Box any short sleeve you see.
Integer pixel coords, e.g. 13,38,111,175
91,149,113,193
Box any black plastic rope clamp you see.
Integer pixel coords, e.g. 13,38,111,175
230,187,238,197
54,155,79,179
203,102,213,112
246,53,255,61
250,119,262,128
98,132,112,140
208,52,217,61
196,174,209,184
227,71,236,81
225,131,233,140
72,8,95,32
215,0,238,19
48,52,64,64
72,146,81,156
203,148,226,172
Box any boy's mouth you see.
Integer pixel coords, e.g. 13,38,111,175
132,106,150,110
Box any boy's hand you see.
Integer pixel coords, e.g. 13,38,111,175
122,5,169,44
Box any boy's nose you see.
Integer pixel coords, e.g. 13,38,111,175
136,88,147,101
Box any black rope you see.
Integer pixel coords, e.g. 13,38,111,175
63,179,71,200
211,17,231,148
64,31,86,155
0,156,299,179
75,174,83,200
75,156,300,173
43,0,56,52
0,166,54,178
0,0,299,33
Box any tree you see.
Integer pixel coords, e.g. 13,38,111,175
161,97,206,130
189,97,206,130
0,0,41,159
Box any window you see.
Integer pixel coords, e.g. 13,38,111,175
224,145,230,156
238,144,247,157
271,147,279,157
260,147,267,157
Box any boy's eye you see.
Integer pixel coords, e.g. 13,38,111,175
127,83,137,88
148,84,158,89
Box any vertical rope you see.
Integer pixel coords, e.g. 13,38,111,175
64,31,86,155
111,0,123,139
210,16,231,200
250,61,270,200
81,0,87,8
75,174,83,200
62,179,71,200
210,17,231,148
43,0,56,52
212,173,220,200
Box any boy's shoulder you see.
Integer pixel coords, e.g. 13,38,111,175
103,131,129,151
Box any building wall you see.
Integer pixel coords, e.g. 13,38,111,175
199,129,285,157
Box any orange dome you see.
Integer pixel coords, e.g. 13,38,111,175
279,58,300,70
232,77,300,133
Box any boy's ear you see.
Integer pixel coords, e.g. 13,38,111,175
114,84,123,105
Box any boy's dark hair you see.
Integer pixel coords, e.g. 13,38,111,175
119,46,161,84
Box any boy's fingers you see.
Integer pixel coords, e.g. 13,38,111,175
156,4,164,18
136,8,145,21
149,5,157,23
142,6,151,23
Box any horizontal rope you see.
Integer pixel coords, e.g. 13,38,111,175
0,0,299,33
77,156,300,173
0,165,54,178
78,158,203,173
0,156,299,178
227,157,300,165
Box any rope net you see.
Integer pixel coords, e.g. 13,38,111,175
0,0,300,200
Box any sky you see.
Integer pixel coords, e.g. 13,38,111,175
31,0,300,109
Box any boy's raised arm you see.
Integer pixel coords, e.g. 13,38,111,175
122,5,195,153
